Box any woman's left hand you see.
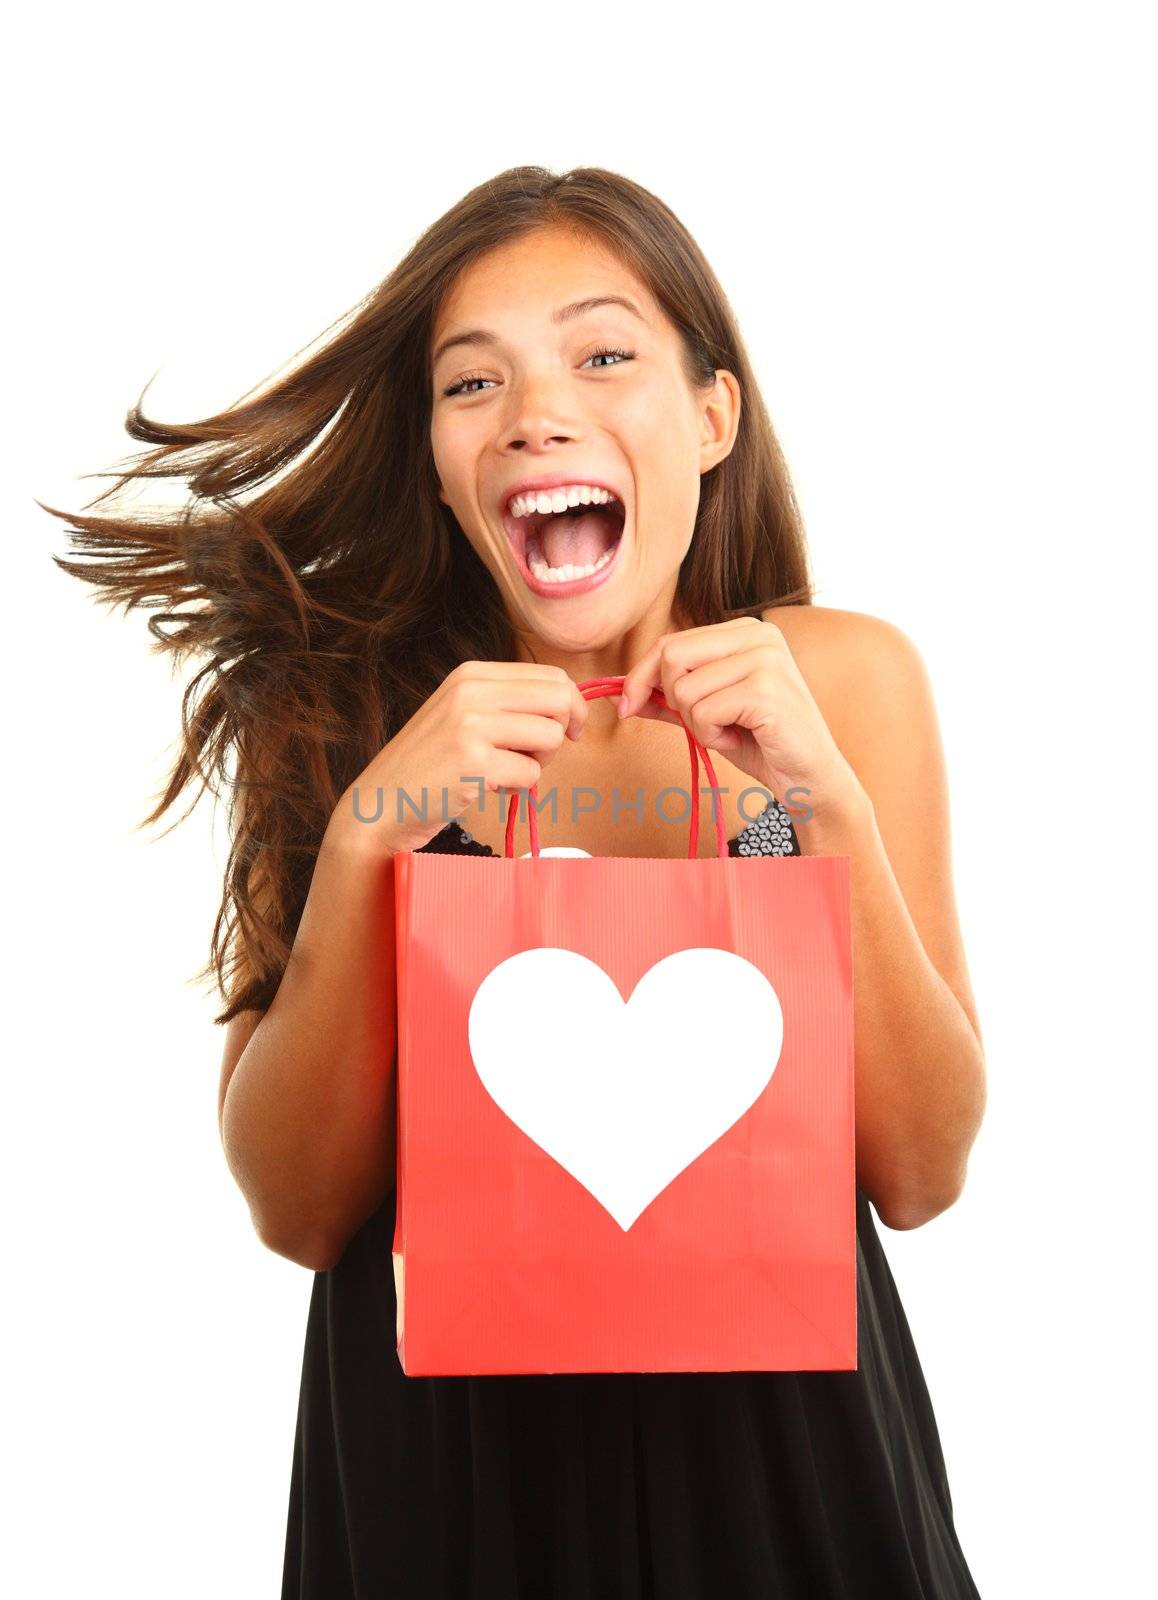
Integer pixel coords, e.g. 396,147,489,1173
614,616,866,823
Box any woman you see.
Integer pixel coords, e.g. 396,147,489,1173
50,165,987,1597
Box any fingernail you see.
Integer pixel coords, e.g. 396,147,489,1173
617,694,630,717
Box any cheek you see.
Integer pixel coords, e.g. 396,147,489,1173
430,428,480,525
617,381,700,477
430,420,460,480
625,410,702,551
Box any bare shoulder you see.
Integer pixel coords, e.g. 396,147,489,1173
762,603,982,1044
759,600,911,653
758,599,941,827
758,602,925,750
759,600,942,829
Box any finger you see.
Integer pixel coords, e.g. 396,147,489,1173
623,694,680,725
628,649,768,747
566,679,589,740
618,618,764,716
490,711,571,757
484,676,589,741
675,684,749,749
662,647,767,727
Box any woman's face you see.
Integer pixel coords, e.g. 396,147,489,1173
429,225,739,660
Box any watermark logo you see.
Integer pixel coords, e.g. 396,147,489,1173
349,779,815,828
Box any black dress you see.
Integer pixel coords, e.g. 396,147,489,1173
281,799,982,1599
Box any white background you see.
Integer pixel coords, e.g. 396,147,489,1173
4,3,1154,1595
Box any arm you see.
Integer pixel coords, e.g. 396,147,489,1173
216,661,590,1269
218,802,398,1271
791,611,987,1230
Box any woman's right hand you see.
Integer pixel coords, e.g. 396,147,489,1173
327,660,590,858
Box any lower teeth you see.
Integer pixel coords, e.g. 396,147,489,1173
528,545,615,584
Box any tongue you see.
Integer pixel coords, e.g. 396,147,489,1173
538,507,621,570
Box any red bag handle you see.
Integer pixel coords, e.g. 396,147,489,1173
502,674,728,859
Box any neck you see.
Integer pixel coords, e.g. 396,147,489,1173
508,584,690,683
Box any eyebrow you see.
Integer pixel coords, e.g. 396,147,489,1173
431,295,647,371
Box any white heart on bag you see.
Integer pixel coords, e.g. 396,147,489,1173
467,947,783,1230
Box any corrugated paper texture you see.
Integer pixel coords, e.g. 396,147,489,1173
392,851,855,1377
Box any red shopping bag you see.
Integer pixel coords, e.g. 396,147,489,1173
391,675,855,1376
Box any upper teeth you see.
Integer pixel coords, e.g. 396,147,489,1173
508,484,618,519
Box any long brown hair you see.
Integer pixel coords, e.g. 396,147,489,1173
43,164,815,1024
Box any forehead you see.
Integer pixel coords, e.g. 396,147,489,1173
431,227,656,338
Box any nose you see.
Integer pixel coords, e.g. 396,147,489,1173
497,367,581,453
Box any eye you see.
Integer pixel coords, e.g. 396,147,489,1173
441,344,637,398
585,344,635,371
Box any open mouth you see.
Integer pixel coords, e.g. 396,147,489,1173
501,488,627,590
